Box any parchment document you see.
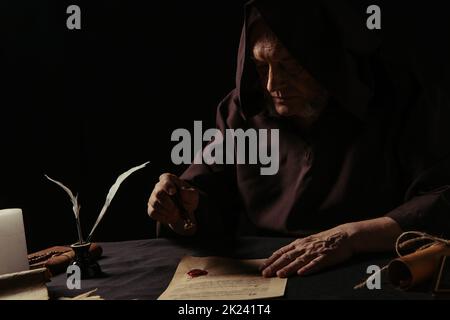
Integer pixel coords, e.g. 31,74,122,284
0,268,49,300
158,256,287,300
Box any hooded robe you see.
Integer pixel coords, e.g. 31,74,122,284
173,0,450,240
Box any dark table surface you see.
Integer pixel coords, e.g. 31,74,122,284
47,237,434,300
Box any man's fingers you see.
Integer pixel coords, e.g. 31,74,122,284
260,244,295,271
147,205,172,225
153,187,177,213
297,255,327,276
159,173,192,192
276,255,312,278
148,173,199,225
261,248,303,277
158,175,178,195
148,195,180,224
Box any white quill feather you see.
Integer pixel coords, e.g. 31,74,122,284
87,161,149,242
45,175,83,243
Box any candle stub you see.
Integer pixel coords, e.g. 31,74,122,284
0,209,30,275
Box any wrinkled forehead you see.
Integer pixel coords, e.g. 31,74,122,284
248,17,277,50
249,18,290,61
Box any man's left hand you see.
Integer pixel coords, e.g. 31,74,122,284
260,226,355,278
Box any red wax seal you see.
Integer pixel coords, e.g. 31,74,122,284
187,269,208,278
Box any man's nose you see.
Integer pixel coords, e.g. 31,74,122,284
266,64,284,93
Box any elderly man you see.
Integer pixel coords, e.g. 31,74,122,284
148,1,450,278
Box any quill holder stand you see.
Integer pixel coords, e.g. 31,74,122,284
70,242,102,279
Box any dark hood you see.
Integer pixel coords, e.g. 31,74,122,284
236,0,383,121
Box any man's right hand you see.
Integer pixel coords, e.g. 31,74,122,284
147,173,200,235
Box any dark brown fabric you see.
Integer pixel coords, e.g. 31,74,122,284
180,0,450,239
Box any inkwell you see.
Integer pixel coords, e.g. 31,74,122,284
46,162,149,279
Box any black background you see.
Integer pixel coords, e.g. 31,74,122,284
1,0,246,251
1,1,450,252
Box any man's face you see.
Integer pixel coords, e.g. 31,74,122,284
251,23,328,123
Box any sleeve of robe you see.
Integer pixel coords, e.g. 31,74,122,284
176,90,246,242
386,85,450,237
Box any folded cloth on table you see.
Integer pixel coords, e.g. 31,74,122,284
28,244,102,277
